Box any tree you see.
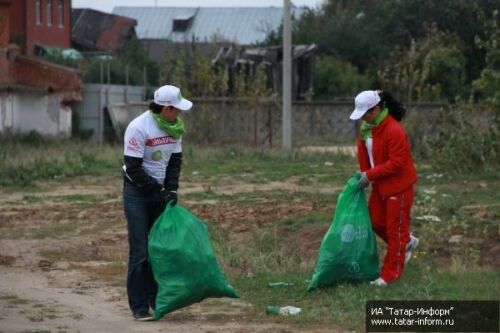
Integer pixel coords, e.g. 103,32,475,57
160,41,272,98
378,24,466,103
292,0,499,100
81,39,159,87
473,10,500,110
313,55,371,99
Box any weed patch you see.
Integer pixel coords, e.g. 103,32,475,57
0,140,121,188
183,147,358,183
233,265,500,331
424,108,499,173
2,145,498,330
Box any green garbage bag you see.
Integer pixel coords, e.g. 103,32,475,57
148,204,239,320
308,174,379,290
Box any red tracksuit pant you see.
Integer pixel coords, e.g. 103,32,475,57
368,184,414,283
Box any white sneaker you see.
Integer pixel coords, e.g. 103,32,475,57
133,311,154,321
370,277,388,286
405,234,419,264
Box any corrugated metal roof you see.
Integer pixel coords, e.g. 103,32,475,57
113,7,305,45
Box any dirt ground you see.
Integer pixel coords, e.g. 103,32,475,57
1,170,498,333
0,176,335,333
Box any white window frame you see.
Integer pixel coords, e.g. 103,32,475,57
47,0,52,26
35,0,41,25
58,0,64,27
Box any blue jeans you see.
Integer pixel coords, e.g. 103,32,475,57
123,180,164,315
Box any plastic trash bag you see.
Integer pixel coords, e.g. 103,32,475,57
148,204,239,319
308,174,379,290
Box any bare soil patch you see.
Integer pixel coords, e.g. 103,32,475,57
1,173,498,332
0,176,336,333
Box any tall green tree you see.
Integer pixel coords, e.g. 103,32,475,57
293,0,499,100
314,55,371,99
378,24,466,103
82,39,159,87
161,42,271,98
473,9,500,110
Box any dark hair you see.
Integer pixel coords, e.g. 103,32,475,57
378,91,406,121
149,102,164,114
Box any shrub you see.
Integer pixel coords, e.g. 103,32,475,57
313,55,371,100
426,105,499,173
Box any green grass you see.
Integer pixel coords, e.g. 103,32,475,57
0,138,121,188
2,295,31,306
184,190,234,202
3,217,119,240
17,220,80,239
20,193,117,204
279,212,331,231
39,249,88,262
54,193,116,202
186,190,338,208
182,147,358,183
1,140,360,188
3,142,499,330
232,265,500,331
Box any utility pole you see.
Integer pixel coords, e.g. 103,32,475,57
282,0,292,150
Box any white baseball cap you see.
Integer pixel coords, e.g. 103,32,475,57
153,85,193,111
349,90,381,120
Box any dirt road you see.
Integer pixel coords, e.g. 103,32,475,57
0,266,286,333
0,177,333,333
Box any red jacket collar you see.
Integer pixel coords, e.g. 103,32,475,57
372,114,396,135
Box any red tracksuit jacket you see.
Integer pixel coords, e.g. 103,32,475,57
356,115,417,196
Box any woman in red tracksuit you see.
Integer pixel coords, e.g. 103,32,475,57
350,90,419,286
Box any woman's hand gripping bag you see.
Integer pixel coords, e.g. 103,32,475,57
308,174,379,290
148,204,239,320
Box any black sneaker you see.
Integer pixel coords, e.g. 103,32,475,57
133,310,154,321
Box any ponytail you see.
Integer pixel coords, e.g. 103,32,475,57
378,91,406,121
149,101,164,114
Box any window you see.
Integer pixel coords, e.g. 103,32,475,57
47,0,52,26
172,16,193,32
35,0,41,25
58,0,64,27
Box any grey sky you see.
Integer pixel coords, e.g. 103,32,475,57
72,0,324,13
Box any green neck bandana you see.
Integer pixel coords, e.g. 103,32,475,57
360,108,389,141
150,111,186,139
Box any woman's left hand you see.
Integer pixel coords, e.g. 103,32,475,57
357,172,370,189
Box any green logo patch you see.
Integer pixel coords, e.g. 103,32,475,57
151,150,163,161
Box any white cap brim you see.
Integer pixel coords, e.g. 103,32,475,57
171,98,193,111
350,90,381,120
350,108,367,120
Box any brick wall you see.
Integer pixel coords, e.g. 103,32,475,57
8,0,24,41
13,55,81,94
0,45,19,85
0,2,10,46
18,0,71,56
